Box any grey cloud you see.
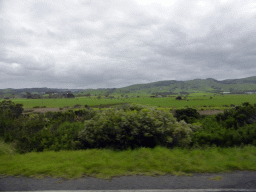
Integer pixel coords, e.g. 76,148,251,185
1,0,256,89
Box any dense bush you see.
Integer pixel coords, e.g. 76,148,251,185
14,108,96,153
215,102,256,129
15,122,84,153
45,108,96,125
0,100,97,153
0,100,24,139
175,96,182,100
192,102,256,147
192,116,256,147
78,106,197,150
0,100,23,119
174,108,201,124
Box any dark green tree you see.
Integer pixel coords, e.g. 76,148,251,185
0,100,23,118
175,95,182,100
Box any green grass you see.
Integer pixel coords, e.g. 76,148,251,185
5,94,256,109
8,97,126,109
128,94,256,109
1,146,256,179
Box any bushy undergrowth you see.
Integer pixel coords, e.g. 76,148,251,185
174,108,201,124
192,102,256,147
0,101,198,153
215,102,256,128
0,100,97,153
15,121,85,153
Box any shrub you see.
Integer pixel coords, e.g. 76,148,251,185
215,102,256,129
15,121,84,153
2,104,96,153
0,100,24,140
0,100,23,119
45,108,96,124
47,121,84,151
78,105,196,150
175,96,182,100
174,108,200,124
192,113,256,147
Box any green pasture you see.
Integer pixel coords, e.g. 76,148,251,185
3,94,256,109
129,94,256,109
8,97,126,109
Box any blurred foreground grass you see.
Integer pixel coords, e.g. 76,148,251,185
0,145,255,179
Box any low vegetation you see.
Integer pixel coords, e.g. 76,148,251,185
1,98,256,179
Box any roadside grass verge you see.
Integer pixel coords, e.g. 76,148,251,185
0,146,255,179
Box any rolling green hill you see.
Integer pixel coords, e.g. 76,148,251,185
81,76,256,96
1,76,256,98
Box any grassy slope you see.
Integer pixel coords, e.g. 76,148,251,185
0,146,256,179
81,76,256,96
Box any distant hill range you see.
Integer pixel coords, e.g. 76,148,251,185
1,76,256,98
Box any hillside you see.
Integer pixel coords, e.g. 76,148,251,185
1,76,256,98
81,76,256,96
0,88,83,99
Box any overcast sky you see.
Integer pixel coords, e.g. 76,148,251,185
1,0,256,89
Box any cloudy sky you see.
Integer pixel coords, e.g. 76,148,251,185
1,0,256,89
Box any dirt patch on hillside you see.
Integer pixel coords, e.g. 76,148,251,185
198,110,224,116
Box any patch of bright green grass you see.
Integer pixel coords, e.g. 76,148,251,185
0,146,255,179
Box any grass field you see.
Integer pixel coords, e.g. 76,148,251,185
5,94,256,109
0,145,255,179
130,94,256,109
7,97,126,109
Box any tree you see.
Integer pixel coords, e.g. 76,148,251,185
0,100,23,118
66,93,75,98
26,92,32,99
175,96,182,100
174,108,200,124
